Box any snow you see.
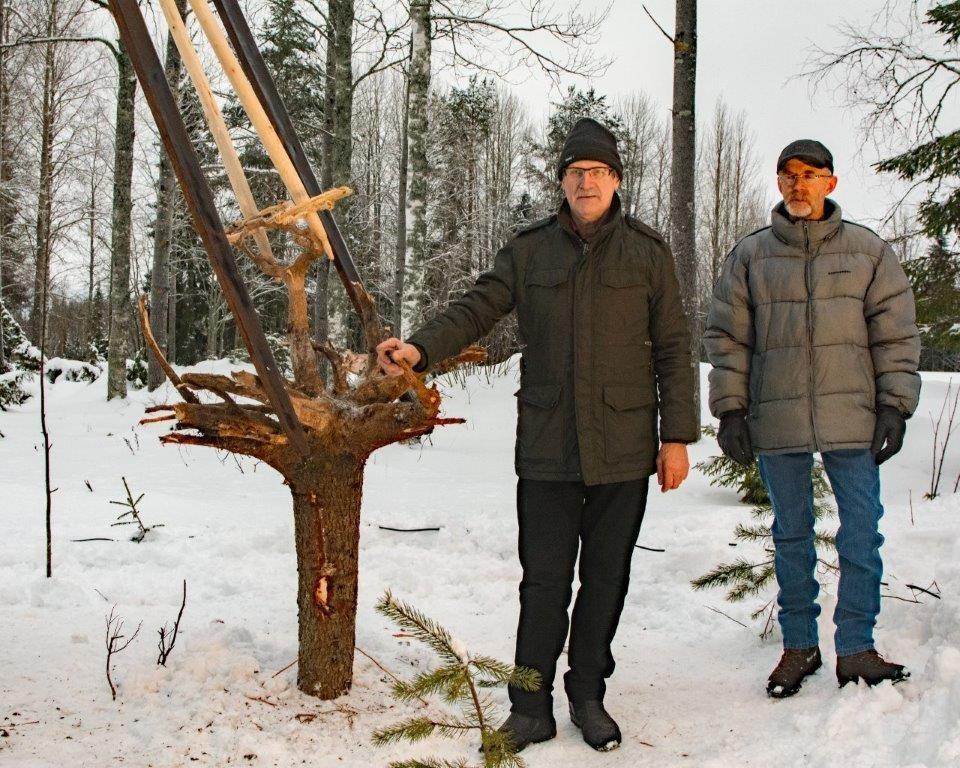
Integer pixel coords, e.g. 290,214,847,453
1,361,959,767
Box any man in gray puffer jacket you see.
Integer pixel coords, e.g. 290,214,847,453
704,139,920,698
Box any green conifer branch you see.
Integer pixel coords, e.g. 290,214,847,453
377,591,462,665
389,759,470,768
374,591,535,767
734,522,771,542
393,667,469,704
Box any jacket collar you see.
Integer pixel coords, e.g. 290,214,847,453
558,192,623,246
771,198,842,249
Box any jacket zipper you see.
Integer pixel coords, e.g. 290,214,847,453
803,222,820,451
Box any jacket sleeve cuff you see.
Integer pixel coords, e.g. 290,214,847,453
409,342,429,373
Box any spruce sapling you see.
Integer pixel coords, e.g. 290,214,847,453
693,426,837,620
373,591,541,768
110,477,163,542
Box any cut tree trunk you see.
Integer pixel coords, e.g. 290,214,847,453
289,454,363,697
116,0,484,702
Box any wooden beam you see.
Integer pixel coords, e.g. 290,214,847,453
107,0,309,456
156,0,275,266
210,0,373,316
186,0,334,260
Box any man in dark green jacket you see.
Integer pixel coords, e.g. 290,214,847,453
377,118,698,753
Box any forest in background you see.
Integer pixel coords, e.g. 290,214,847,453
0,0,957,405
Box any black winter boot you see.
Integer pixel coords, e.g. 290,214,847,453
836,649,909,687
568,700,622,752
767,647,822,698
483,712,556,754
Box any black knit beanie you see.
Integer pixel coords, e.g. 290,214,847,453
557,117,624,180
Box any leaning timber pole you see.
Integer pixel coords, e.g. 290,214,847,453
108,0,483,699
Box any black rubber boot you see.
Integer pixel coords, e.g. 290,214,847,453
482,712,557,754
568,700,622,752
767,647,822,698
837,649,909,687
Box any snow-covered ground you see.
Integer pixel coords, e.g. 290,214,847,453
1,361,958,768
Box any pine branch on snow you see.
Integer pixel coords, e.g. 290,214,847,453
374,590,538,768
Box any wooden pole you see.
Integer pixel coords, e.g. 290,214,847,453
156,0,274,264
107,0,309,455
186,0,333,259
210,0,371,317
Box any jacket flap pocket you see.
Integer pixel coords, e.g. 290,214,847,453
602,266,644,288
526,268,568,287
516,384,561,409
603,384,653,411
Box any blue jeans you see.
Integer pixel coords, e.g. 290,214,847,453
757,449,884,656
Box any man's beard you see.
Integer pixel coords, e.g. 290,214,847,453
785,198,813,219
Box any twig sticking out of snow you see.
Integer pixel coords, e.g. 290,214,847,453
157,580,187,666
105,607,142,701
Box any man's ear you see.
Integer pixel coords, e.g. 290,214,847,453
827,176,838,195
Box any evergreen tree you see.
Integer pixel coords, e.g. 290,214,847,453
222,0,326,343
692,426,837,624
526,87,625,216
903,236,960,359
871,3,960,238
373,591,540,768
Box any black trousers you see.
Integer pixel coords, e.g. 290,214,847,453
509,477,649,716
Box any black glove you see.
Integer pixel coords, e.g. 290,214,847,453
718,409,753,467
871,405,906,465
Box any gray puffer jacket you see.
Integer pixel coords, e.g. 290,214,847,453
704,200,921,455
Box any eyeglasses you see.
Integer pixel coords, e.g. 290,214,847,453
563,166,615,182
777,171,832,186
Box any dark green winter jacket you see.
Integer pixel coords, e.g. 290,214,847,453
407,195,698,485
704,199,921,454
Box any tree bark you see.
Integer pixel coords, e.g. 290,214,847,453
107,39,137,400
86,163,97,346
30,3,56,345
0,0,9,371
148,0,188,389
289,454,364,697
407,0,431,313
669,0,700,425
393,78,409,338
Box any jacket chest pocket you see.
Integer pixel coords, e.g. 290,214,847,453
600,265,649,341
515,384,564,461
520,267,571,337
602,384,655,461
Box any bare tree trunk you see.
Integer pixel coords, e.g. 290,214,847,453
107,39,137,400
148,0,188,390
0,0,9,371
168,243,177,362
669,0,700,424
31,4,56,345
289,455,363,697
407,0,431,312
393,79,409,338
314,0,355,347
86,167,96,345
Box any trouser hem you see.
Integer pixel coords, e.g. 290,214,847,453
836,642,875,657
782,637,819,650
